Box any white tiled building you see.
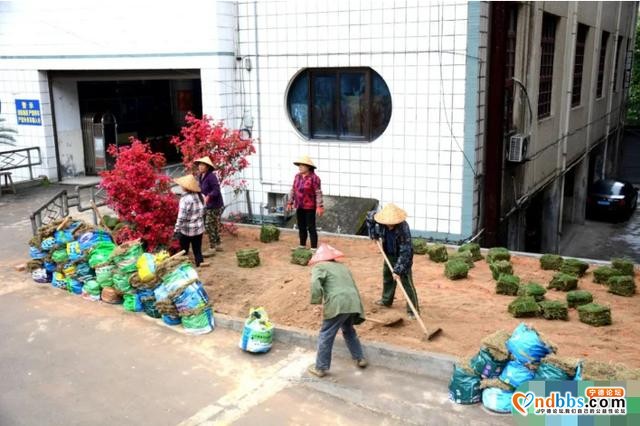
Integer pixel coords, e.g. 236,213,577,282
0,1,637,249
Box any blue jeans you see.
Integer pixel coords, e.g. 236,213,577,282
315,313,364,371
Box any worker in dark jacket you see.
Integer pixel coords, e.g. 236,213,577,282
195,156,224,256
366,203,420,319
307,243,367,378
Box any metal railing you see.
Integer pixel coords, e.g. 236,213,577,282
30,190,69,234
0,147,42,180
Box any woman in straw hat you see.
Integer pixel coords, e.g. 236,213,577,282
173,174,208,267
195,156,224,256
366,203,419,319
307,243,367,378
286,155,324,251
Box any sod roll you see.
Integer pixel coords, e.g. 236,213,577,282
611,258,635,276
517,282,546,301
566,290,593,308
496,274,520,296
259,224,280,243
540,254,564,271
607,275,636,297
236,248,260,268
560,258,589,277
412,238,429,255
426,244,448,263
487,247,510,263
508,296,540,318
577,303,611,327
448,250,475,268
459,242,483,261
592,266,621,284
490,260,513,280
538,300,568,320
291,248,313,266
445,259,470,280
481,330,511,362
548,272,578,291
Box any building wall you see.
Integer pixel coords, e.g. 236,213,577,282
236,0,483,239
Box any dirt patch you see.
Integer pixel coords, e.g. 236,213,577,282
198,227,640,368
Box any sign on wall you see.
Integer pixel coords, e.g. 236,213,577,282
15,99,42,126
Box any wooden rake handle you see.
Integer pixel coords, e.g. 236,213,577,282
375,240,430,336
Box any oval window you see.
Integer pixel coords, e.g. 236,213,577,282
286,67,392,142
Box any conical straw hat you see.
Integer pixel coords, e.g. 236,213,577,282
173,174,201,193
194,156,214,169
293,155,316,169
374,203,408,225
309,243,344,266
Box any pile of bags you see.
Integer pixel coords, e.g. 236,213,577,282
27,217,214,336
448,323,586,414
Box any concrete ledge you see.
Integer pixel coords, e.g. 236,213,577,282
214,313,456,382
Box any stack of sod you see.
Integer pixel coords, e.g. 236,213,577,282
538,300,568,320
412,238,429,255
481,330,511,362
508,296,540,318
607,275,636,297
489,260,513,280
449,250,475,268
548,272,578,291
291,248,313,266
479,378,514,391
486,247,510,264
517,282,546,301
542,354,579,378
566,290,593,308
560,258,589,277
426,244,448,262
581,361,618,380
445,259,469,280
540,254,564,270
459,242,483,262
236,248,260,268
496,274,520,296
259,224,280,243
592,266,621,284
577,303,611,327
611,258,635,276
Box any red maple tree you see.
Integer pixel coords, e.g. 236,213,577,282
100,139,179,251
170,113,255,191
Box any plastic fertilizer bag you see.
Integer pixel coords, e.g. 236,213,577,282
51,272,66,289
29,246,47,259
82,279,102,296
66,277,83,295
448,365,482,404
113,273,132,293
173,282,209,316
54,229,73,245
32,268,49,284
78,230,112,252
506,323,553,364
136,253,156,282
470,348,507,378
162,263,199,293
239,307,274,353
123,293,143,312
482,387,514,414
66,241,82,261
534,362,570,381
182,307,215,335
40,237,56,252
499,360,535,388
88,241,116,267
162,314,181,326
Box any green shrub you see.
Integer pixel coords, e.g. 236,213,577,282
548,272,578,291
459,243,483,261
448,250,475,268
291,248,313,266
487,247,510,263
259,224,280,243
445,259,470,280
538,300,569,320
577,303,612,327
540,254,563,270
426,244,448,263
566,290,593,308
489,260,513,280
412,238,429,255
607,275,636,297
508,296,540,318
560,258,589,277
611,258,635,276
592,266,621,284
517,282,547,301
496,274,520,295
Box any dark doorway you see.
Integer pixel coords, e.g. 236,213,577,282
525,192,544,253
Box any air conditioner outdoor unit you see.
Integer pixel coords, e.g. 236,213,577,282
507,134,529,163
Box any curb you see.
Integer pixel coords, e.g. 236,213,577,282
213,313,455,382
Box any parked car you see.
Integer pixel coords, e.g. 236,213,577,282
586,179,638,220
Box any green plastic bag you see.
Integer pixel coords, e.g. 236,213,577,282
113,243,143,274
51,249,69,263
123,293,142,312
534,361,570,381
470,348,507,378
181,307,214,335
113,273,132,293
448,365,482,405
88,242,116,267
82,279,102,296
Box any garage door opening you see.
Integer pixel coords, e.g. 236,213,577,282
77,76,201,173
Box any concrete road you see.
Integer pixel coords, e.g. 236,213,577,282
0,184,511,425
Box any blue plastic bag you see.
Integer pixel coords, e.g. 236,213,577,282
162,314,181,326
173,282,209,316
482,387,514,414
448,365,482,404
574,361,583,381
500,360,535,388
534,362,570,381
54,230,73,245
29,246,46,259
40,237,56,252
44,260,57,273
78,230,112,252
470,348,507,378
506,323,552,364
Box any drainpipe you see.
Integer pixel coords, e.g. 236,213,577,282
603,3,623,178
556,3,579,248
585,3,603,180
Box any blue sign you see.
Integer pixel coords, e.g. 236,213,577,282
15,99,42,126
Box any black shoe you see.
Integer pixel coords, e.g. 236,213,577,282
375,300,391,307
